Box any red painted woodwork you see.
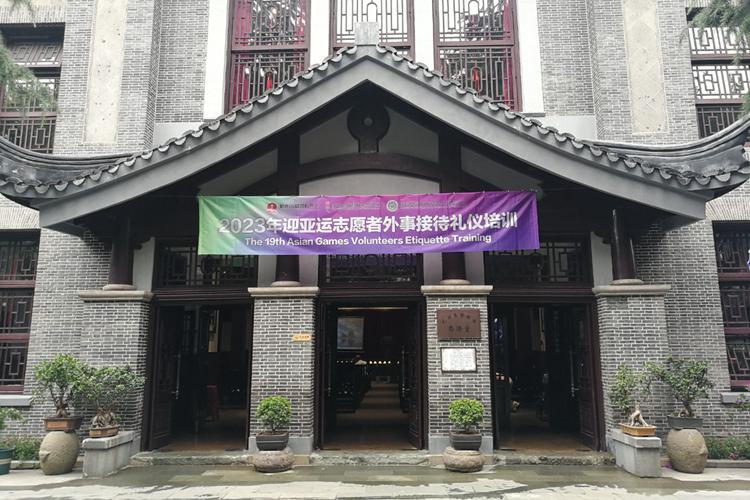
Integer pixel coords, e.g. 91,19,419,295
330,0,415,55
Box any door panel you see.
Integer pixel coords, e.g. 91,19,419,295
489,306,511,447
149,307,182,449
319,304,338,448
406,303,423,449
573,306,598,450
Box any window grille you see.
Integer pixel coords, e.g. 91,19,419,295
331,0,414,55
155,239,258,288
0,34,61,153
696,104,743,138
713,224,750,389
689,27,749,59
228,0,310,109
433,0,519,109
0,233,39,392
484,236,591,286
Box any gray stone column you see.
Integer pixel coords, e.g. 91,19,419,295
422,285,493,455
77,289,153,449
593,283,672,445
247,286,319,454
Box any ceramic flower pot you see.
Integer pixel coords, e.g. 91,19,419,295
43,416,82,433
449,431,482,451
0,446,13,475
667,415,703,430
89,425,119,439
256,432,289,451
666,428,708,474
618,423,657,437
39,431,79,475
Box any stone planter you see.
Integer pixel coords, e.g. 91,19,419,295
44,416,82,433
39,431,79,475
666,428,708,474
667,415,703,430
449,431,482,451
82,430,135,478
618,423,657,437
0,446,13,475
443,446,483,472
253,447,294,473
256,432,289,451
89,425,119,439
610,428,661,478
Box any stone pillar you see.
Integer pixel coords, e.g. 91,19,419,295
592,283,672,444
247,286,319,454
422,284,493,455
77,289,153,448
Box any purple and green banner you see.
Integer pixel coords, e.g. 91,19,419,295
198,191,539,256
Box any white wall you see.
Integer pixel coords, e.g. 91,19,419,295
413,0,435,66
204,0,230,119
309,0,331,63
591,232,613,286
516,0,544,114
133,238,155,291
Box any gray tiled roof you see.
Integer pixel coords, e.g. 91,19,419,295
0,44,748,202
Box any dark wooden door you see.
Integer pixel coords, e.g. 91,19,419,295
489,305,511,446
149,306,183,449
572,305,598,450
318,303,339,448
405,303,423,449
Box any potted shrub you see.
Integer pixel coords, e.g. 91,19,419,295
0,408,22,475
33,354,87,432
255,396,291,451
75,365,144,438
646,356,714,474
448,398,484,451
609,364,655,437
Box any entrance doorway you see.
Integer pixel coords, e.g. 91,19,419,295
490,303,600,451
317,302,424,450
147,304,251,451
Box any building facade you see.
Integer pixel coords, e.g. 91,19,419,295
0,0,748,456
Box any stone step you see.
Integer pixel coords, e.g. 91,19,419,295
130,451,253,467
494,450,615,466
309,450,432,466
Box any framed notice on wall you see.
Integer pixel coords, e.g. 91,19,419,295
337,316,365,351
441,347,477,372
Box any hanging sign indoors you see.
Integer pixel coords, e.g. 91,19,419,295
198,191,539,256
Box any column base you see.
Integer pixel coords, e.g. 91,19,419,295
102,284,137,291
439,279,472,286
270,280,301,287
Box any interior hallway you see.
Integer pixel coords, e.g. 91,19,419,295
160,408,247,452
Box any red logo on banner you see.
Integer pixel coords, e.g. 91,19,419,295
266,202,278,214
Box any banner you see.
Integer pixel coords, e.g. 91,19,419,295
198,191,539,256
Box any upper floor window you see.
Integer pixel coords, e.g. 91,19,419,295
0,232,39,393
688,21,750,137
228,0,310,109
433,0,519,109
331,0,415,56
0,27,62,153
714,224,750,390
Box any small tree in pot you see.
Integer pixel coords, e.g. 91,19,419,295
448,398,484,451
33,354,87,432
0,408,22,475
645,356,714,474
255,396,291,451
75,366,144,438
609,364,655,436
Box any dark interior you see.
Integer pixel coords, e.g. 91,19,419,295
323,306,417,450
153,304,249,451
491,304,594,451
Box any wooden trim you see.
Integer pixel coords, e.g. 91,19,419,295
152,288,253,304
141,302,157,451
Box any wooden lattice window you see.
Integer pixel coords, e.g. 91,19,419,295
0,233,39,393
0,30,61,153
433,0,519,109
714,223,750,390
154,239,258,289
330,0,414,55
228,0,310,109
484,236,591,286
319,253,422,288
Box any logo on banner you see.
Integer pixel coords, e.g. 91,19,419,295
386,199,399,213
266,202,278,214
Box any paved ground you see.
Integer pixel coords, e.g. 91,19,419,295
0,464,749,499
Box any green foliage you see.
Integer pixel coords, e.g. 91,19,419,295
0,1,56,115
74,366,144,429
690,1,750,111
256,396,292,433
448,399,484,432
705,436,750,460
645,356,714,418
0,408,22,433
608,364,649,421
33,354,88,418
0,438,40,460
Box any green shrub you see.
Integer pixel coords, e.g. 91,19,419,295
448,399,484,433
75,365,144,429
256,396,292,433
0,438,41,460
705,436,750,460
0,408,22,432
645,356,713,418
33,354,88,418
609,364,648,423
